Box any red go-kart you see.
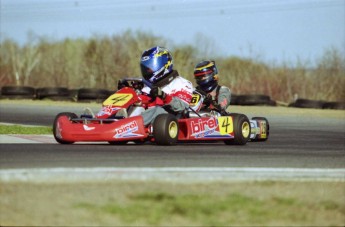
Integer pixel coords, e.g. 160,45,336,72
53,78,269,145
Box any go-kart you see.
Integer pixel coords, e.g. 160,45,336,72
53,78,269,145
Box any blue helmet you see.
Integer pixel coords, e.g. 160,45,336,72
140,46,173,85
194,60,219,92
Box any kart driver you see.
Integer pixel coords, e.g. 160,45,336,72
193,60,231,115
139,46,193,126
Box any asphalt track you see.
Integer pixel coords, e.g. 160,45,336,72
0,101,344,179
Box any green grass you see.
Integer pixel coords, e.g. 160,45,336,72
0,124,52,134
74,191,340,226
1,181,344,226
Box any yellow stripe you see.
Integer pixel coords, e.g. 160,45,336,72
154,50,169,57
195,62,214,71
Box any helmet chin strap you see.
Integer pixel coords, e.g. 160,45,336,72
154,70,179,87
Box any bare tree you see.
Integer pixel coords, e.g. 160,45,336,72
8,42,40,86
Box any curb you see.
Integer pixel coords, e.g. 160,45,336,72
0,134,55,144
1,167,344,182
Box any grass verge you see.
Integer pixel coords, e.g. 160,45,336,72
0,124,52,134
1,180,344,226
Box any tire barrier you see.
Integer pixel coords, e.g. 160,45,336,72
322,101,345,110
1,86,343,110
0,86,114,103
288,98,324,109
289,98,345,110
77,88,114,103
36,87,73,101
0,86,36,99
232,94,276,106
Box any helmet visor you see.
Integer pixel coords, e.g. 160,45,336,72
140,64,154,81
195,73,213,84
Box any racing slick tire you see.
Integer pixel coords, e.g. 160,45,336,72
224,113,251,145
53,112,78,144
153,114,179,145
251,117,269,142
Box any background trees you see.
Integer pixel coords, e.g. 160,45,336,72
0,30,344,103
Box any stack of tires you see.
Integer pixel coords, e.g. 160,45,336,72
77,88,114,103
1,86,114,103
0,86,36,100
231,94,276,106
289,98,345,110
1,86,343,110
36,87,74,101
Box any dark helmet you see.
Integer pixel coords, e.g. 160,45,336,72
194,60,219,92
140,46,173,85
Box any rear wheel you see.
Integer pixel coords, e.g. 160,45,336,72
224,113,250,145
153,114,178,145
53,112,77,144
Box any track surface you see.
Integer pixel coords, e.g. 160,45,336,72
0,102,344,170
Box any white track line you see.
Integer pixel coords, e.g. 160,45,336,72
1,167,344,182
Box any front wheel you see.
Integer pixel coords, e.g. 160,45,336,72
53,112,77,144
153,114,179,145
224,113,251,145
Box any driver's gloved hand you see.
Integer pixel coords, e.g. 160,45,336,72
220,109,229,116
150,86,166,99
117,79,129,90
203,94,213,106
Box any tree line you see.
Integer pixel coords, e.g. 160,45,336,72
1,30,344,103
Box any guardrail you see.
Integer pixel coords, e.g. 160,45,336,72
1,86,344,110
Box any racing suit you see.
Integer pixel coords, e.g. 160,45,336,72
197,85,231,114
140,71,193,126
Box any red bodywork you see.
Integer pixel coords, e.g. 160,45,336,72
55,115,235,143
55,115,147,142
178,117,235,141
54,85,236,143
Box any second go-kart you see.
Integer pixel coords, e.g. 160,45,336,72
53,78,269,145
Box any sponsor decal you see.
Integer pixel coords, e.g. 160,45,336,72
250,121,258,139
259,120,267,139
173,89,192,103
97,106,120,117
191,117,234,139
193,128,216,138
141,56,150,61
185,83,192,90
191,118,218,138
191,118,217,134
83,125,95,131
114,120,142,138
